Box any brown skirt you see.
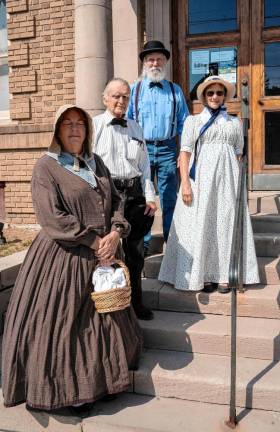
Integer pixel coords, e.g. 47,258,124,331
2,231,142,410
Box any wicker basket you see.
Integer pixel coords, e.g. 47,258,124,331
91,260,131,313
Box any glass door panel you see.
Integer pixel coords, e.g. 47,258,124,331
189,47,237,100
264,0,280,28
265,112,280,165
264,42,280,96
188,0,237,34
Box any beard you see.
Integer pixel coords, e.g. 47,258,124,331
142,64,166,82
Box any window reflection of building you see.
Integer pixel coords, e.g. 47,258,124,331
0,0,9,117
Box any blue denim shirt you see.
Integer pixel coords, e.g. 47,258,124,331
127,78,189,141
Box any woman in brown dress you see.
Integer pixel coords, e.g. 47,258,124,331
2,105,142,413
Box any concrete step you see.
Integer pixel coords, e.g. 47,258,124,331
144,254,280,285
248,192,280,215
149,230,280,257
81,393,280,432
251,214,280,233
142,278,280,319
140,310,280,360
148,233,164,255
134,349,280,411
254,233,280,257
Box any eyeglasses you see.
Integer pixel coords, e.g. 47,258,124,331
110,94,130,101
61,121,86,129
206,90,225,97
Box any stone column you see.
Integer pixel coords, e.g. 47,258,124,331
112,0,139,83
145,0,171,79
74,0,113,116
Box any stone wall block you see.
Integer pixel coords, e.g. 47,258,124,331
8,15,35,40
10,69,37,94
8,43,29,67
10,97,31,120
7,0,28,14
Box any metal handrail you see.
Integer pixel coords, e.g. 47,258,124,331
226,155,247,428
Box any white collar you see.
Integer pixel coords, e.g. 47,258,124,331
200,106,228,123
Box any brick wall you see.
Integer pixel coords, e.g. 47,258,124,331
0,1,75,225
1,149,45,224
7,0,75,123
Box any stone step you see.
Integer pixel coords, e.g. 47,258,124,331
248,192,280,215
251,214,280,233
144,254,280,285
254,233,280,257
81,393,280,432
142,278,280,319
140,310,280,360
134,349,280,411
148,232,164,255
148,231,280,257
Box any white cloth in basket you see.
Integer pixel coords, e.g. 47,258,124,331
92,266,127,292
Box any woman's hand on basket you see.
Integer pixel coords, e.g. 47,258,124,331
182,180,193,206
95,231,120,264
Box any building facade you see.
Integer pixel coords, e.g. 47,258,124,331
0,0,279,225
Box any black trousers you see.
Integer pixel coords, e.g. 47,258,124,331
114,180,148,310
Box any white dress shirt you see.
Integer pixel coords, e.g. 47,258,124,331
93,110,155,202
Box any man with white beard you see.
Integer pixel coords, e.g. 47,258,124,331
127,40,189,255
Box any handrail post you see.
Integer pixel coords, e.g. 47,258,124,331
226,157,246,428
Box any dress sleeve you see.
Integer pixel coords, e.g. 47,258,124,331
234,117,244,155
32,165,98,248
180,115,196,153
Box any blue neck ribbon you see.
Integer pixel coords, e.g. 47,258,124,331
189,106,226,181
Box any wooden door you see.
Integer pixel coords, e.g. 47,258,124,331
172,0,280,190
251,0,280,189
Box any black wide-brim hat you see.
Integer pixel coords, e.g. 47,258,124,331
139,40,170,62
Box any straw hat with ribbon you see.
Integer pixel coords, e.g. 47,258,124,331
197,75,235,104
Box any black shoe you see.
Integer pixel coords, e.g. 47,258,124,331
217,284,231,294
202,283,217,293
69,403,93,418
134,305,154,320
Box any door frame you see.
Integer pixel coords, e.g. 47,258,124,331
172,0,280,190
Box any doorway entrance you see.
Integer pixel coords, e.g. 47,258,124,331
172,0,280,190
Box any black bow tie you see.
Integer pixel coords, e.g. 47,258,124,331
149,82,163,89
110,118,127,127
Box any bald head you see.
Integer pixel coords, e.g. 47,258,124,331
103,78,131,118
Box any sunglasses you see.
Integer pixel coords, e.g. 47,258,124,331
206,90,225,97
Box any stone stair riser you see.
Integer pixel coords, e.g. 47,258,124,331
254,235,280,257
141,327,279,361
144,256,280,285
142,282,280,320
133,350,280,412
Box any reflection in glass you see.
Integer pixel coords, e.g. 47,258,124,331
188,0,237,34
264,0,280,27
189,47,237,100
265,43,280,96
0,0,7,56
265,112,280,165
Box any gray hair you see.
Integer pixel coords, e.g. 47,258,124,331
103,77,131,97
